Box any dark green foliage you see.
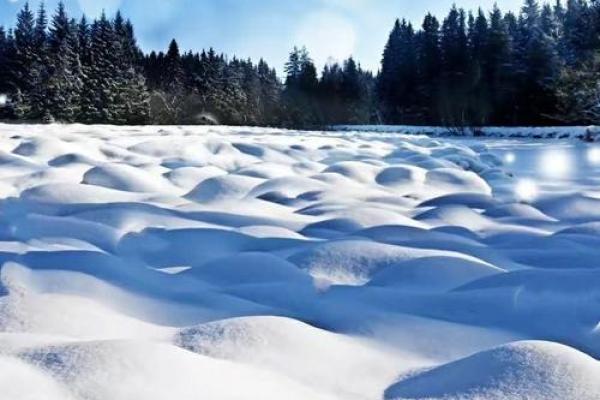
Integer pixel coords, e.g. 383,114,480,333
377,0,600,127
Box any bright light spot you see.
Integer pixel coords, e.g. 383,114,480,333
295,11,357,68
538,149,573,179
587,147,600,165
515,179,539,202
0,94,7,108
504,152,516,164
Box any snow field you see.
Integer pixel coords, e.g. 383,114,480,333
0,124,598,399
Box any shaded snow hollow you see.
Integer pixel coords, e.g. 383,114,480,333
0,124,599,400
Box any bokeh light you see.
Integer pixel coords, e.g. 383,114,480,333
515,179,538,202
538,148,573,179
0,94,7,108
587,147,600,165
504,152,516,164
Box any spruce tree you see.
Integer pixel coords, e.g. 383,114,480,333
378,19,418,123
12,2,39,118
80,12,118,123
440,6,470,127
467,9,491,125
417,14,442,123
43,2,82,122
486,4,514,124
514,0,560,123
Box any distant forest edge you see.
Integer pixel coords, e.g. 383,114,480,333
0,1,599,127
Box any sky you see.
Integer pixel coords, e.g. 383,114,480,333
1,0,524,73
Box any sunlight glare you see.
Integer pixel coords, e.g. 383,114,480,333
587,147,600,165
538,149,573,179
515,179,539,202
504,152,516,164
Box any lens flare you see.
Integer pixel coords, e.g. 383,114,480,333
504,152,516,164
587,147,600,165
538,149,573,179
515,179,538,202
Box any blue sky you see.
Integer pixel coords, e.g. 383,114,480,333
1,0,524,73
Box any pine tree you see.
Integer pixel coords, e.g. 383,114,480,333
554,52,600,124
80,12,118,122
378,19,418,123
341,57,370,124
486,4,514,124
467,9,491,125
257,59,282,125
111,12,149,124
12,2,39,118
440,6,470,127
0,26,11,117
77,16,90,64
417,14,442,123
513,0,560,123
42,1,82,122
149,39,184,123
283,47,320,126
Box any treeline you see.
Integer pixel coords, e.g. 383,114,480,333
0,2,286,125
0,3,149,124
1,1,600,127
0,2,373,126
378,0,600,126
281,47,375,126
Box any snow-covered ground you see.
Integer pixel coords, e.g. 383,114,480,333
0,124,599,399
336,124,600,141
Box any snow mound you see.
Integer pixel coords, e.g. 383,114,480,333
83,164,177,193
420,193,498,210
536,193,600,222
164,166,226,189
385,341,600,400
289,240,482,286
426,168,492,195
0,356,74,400
323,161,382,184
21,183,143,204
183,253,311,286
186,174,263,203
20,340,332,400
175,316,401,399
376,165,426,187
369,256,504,292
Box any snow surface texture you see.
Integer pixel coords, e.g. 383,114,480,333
0,124,599,400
